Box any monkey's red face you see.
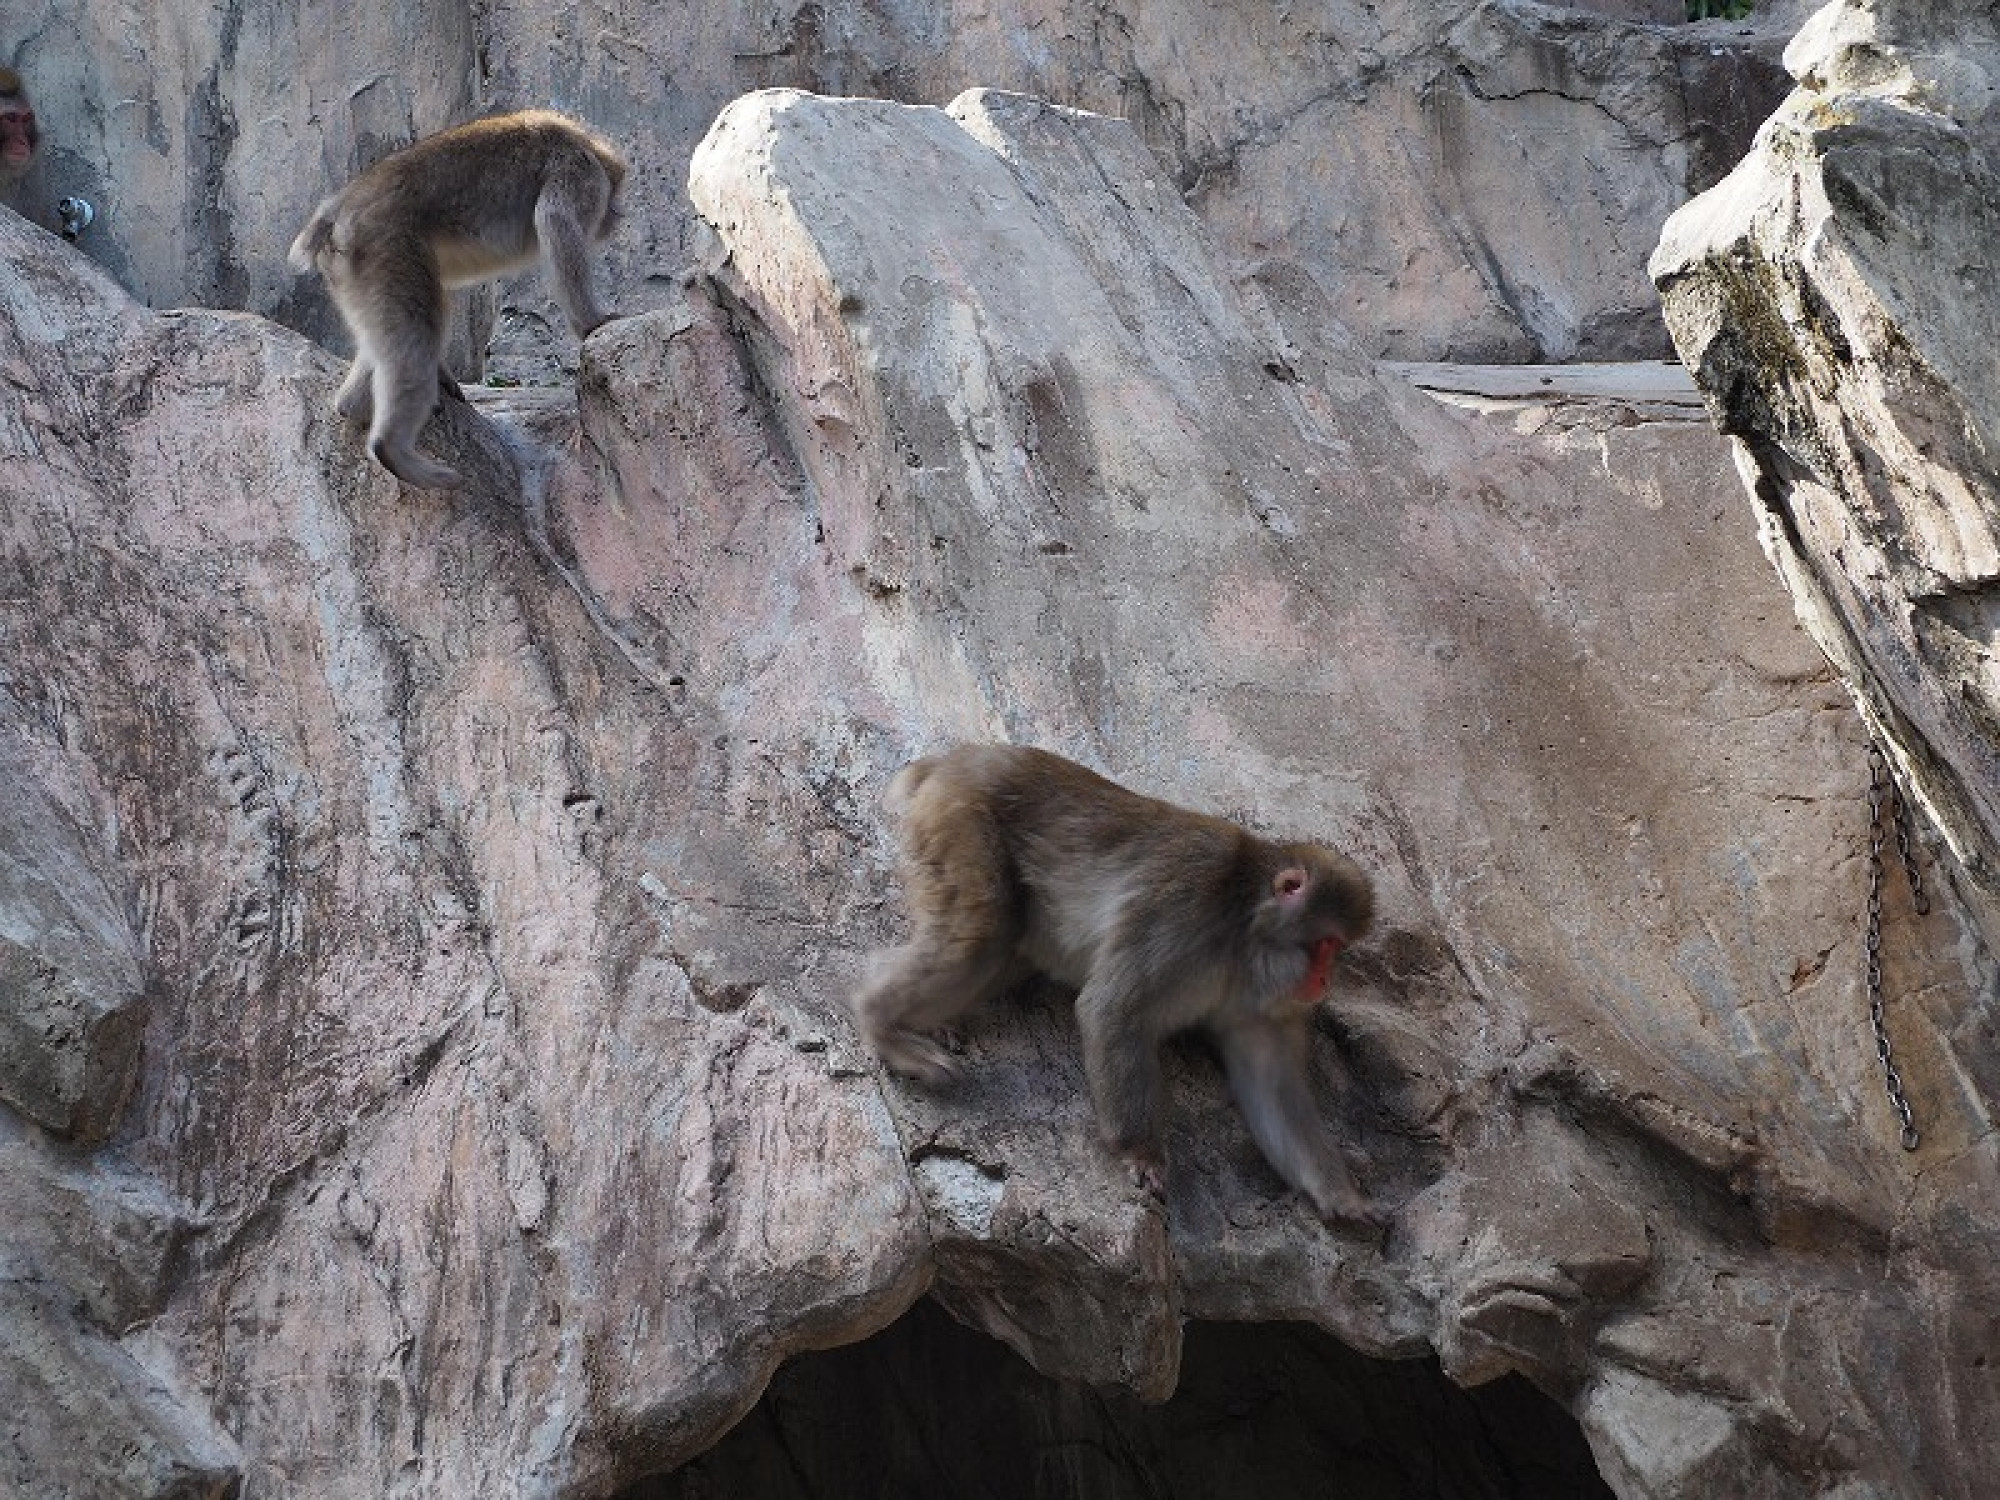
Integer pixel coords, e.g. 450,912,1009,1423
1290,935,1343,1003
1258,850,1373,1003
0,106,36,168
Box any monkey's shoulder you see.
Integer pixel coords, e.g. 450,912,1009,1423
343,113,612,208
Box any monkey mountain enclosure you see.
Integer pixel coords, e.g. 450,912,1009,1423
4,1,2000,1497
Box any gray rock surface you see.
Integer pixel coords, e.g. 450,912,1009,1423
1,1278,240,1500
6,59,1997,1496
0,716,145,1144
1652,6,2000,1483
1656,1,2000,942
9,0,1797,377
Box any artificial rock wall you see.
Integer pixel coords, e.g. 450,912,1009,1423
5,2,1998,1498
7,0,1801,369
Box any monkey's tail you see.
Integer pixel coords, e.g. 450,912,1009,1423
882,758,937,823
287,201,338,272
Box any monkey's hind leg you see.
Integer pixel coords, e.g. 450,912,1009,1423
856,797,1030,1083
352,247,463,491
852,937,1028,1087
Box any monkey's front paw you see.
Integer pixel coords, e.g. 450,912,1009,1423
1313,1189,1390,1238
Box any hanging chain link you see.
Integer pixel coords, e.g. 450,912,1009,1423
1865,740,1927,1152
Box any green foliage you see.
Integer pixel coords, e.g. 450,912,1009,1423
1687,0,1755,18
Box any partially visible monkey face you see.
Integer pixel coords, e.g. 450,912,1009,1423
0,105,36,173
1253,848,1374,967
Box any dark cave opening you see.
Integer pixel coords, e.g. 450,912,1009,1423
625,1297,1613,1500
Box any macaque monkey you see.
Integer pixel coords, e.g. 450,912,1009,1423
0,69,38,192
853,744,1380,1227
288,109,627,490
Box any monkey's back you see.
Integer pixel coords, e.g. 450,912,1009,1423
325,111,624,279
893,744,1261,985
896,744,1241,860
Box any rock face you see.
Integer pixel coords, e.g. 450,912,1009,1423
7,60,1998,1498
8,0,1798,374
0,735,146,1144
1651,3,2000,1479
1655,1,2000,937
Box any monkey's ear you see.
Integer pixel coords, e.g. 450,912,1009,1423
1272,867,1311,901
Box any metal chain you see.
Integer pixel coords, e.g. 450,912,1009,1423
1865,740,1926,1151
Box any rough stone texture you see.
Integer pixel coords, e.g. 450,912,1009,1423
5,63,1998,1496
2,1280,240,1500
1574,0,1683,21
7,0,1798,378
1651,5,2000,1482
1654,1,2000,941
0,709,146,1143
1,0,479,346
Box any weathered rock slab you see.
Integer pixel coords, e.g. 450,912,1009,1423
1,1280,240,1500
668,85,1994,1495
1655,1,2000,934
0,733,144,1143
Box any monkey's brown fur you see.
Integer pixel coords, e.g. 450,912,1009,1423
853,744,1379,1226
289,109,627,490
0,68,38,190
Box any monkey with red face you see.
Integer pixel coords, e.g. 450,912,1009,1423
852,744,1381,1228
0,68,39,193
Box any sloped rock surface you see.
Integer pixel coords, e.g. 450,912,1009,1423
3,76,1995,1500
1652,7,2000,1483
0,715,145,1144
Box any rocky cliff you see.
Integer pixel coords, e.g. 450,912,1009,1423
4,2,1996,1498
1656,0,2000,935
